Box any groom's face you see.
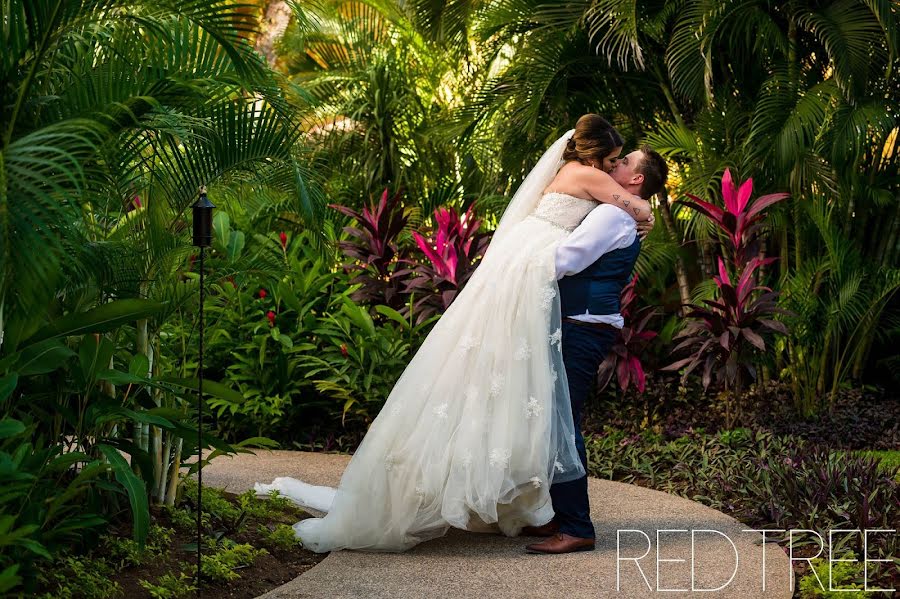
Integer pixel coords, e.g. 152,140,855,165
610,150,644,188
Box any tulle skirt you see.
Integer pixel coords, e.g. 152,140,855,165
255,214,584,552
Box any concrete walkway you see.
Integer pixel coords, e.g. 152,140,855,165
198,450,794,598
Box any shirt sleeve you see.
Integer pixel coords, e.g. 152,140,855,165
555,204,637,280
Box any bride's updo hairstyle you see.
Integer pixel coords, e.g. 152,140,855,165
562,114,624,166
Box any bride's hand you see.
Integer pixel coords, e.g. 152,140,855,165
636,213,655,241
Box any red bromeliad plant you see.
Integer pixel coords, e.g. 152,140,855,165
680,168,789,265
662,169,791,428
399,204,491,324
329,188,410,310
597,274,657,394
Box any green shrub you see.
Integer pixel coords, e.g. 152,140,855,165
238,488,295,520
35,555,121,599
162,505,210,532
199,233,342,441
199,539,267,582
101,524,175,568
0,419,109,594
798,553,872,597
258,524,303,551
138,572,198,598
180,478,242,526
297,298,425,428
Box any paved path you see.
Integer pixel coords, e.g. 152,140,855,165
198,450,794,598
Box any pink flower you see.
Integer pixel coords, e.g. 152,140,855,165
258,288,267,299
279,231,288,249
266,311,276,327
340,343,348,357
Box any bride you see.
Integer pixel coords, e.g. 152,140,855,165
255,114,652,553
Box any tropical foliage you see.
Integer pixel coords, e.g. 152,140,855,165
662,170,791,426
277,0,898,409
1,0,898,593
0,0,307,592
596,274,658,395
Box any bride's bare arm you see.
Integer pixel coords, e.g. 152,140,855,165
577,169,652,221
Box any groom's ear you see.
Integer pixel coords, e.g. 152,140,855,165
632,172,645,186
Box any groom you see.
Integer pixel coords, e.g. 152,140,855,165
523,145,668,554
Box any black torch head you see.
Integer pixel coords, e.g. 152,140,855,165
192,185,215,248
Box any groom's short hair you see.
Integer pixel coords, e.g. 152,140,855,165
636,145,668,199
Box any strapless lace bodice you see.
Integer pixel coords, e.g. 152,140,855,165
529,192,599,231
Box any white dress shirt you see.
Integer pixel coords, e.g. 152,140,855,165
554,203,638,328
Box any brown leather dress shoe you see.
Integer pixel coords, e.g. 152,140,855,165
525,532,595,554
520,519,560,537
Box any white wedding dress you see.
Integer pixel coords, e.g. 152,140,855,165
255,191,601,553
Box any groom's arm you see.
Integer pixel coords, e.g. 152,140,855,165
555,204,637,280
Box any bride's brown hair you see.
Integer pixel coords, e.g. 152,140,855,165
562,114,624,166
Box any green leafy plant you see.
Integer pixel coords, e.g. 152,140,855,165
238,489,294,520
100,524,174,569
298,298,434,427
798,553,868,598
138,572,198,599
201,231,344,441
199,538,267,583
0,419,108,594
180,479,243,532
258,524,303,551
35,555,121,599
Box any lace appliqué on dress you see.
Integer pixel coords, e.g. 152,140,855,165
488,373,505,399
525,396,542,419
384,453,397,472
549,327,562,349
457,335,478,352
433,403,449,419
489,448,511,469
539,286,557,310
513,339,532,361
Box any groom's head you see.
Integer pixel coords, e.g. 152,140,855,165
610,145,668,199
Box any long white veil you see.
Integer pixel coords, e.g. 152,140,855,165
488,128,575,249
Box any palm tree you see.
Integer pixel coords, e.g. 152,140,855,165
601,0,899,409
277,0,486,217
0,0,325,506
467,0,692,306
471,0,899,411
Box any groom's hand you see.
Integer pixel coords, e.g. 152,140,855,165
636,212,655,241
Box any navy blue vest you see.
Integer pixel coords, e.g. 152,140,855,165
558,237,641,316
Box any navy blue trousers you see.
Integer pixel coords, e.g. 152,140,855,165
549,321,618,539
